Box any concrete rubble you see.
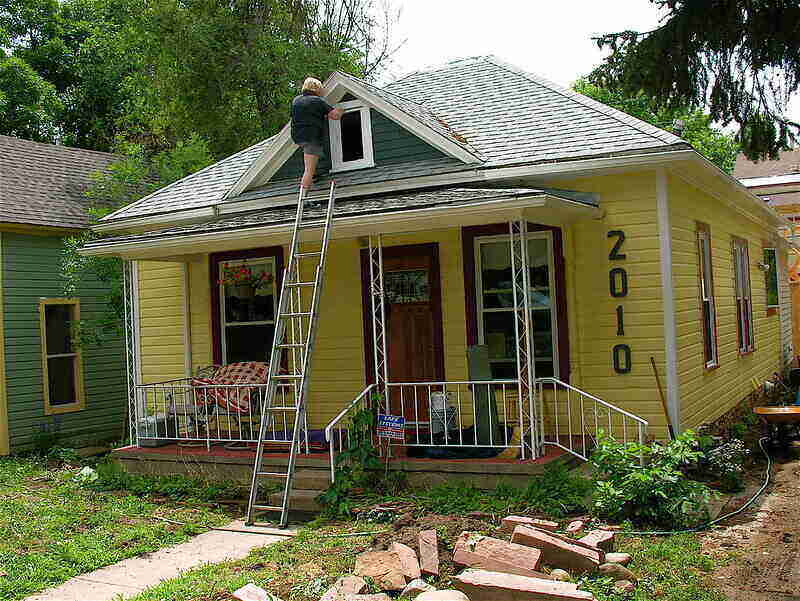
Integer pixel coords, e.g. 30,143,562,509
389,542,422,580
419,529,440,576
353,550,408,591
320,576,368,601
401,578,436,597
453,531,545,579
454,569,595,601
578,530,615,551
512,525,604,573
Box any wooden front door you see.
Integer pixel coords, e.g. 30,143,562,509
362,243,444,422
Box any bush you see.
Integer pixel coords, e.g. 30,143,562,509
590,431,714,528
706,438,750,492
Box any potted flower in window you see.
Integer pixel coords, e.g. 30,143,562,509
218,263,274,299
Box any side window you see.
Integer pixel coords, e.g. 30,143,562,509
732,237,755,353
329,100,374,172
40,299,84,414
696,223,718,368
764,247,779,310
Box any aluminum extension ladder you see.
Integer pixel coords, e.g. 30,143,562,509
245,181,336,528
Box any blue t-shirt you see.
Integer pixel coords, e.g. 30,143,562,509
291,92,334,144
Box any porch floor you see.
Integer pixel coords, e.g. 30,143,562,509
111,443,574,493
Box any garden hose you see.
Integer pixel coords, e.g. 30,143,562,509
623,436,772,536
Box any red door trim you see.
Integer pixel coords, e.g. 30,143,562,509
359,242,445,385
209,246,284,366
461,223,570,382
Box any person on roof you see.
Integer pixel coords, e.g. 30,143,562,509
291,77,343,192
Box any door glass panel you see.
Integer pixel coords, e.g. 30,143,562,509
385,269,429,303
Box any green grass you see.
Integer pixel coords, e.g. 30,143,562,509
0,456,233,601
126,524,384,601
581,533,727,601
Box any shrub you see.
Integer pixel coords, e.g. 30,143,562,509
706,438,749,492
590,430,714,528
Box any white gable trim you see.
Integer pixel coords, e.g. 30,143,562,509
224,72,481,199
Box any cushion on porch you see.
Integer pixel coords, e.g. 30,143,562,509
191,361,268,414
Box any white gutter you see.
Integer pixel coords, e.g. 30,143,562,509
740,174,800,188
82,193,601,258
93,149,696,235
656,168,681,434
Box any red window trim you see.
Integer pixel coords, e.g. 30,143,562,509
461,223,570,382
209,246,284,366
732,236,755,355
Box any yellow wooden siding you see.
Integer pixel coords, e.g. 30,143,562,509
188,259,214,371
561,172,669,437
668,174,782,429
777,247,794,364
137,261,186,383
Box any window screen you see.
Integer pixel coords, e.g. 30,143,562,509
42,301,80,407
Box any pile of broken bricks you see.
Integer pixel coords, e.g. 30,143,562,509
234,516,637,601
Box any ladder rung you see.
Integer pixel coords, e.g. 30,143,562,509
285,281,315,287
268,406,299,410
299,221,325,230
277,343,305,348
295,252,321,258
252,505,283,512
281,312,312,318
273,374,302,379
257,472,288,478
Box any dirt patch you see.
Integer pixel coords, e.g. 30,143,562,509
705,458,800,600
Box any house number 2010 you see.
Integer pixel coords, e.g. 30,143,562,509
608,230,631,374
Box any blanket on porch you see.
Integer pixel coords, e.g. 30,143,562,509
191,361,268,414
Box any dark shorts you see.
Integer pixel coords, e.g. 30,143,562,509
298,141,324,158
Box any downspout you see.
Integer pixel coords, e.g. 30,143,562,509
656,169,681,434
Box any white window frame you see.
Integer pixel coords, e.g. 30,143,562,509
697,226,719,368
329,99,374,172
219,257,278,364
474,231,559,378
733,237,755,354
39,298,85,415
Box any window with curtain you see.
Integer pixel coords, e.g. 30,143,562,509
696,223,718,368
475,233,557,379
40,299,84,413
733,237,755,353
218,258,277,364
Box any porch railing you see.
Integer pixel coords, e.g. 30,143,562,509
132,378,304,449
324,384,377,482
537,377,649,461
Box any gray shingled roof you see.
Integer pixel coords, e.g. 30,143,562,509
0,135,117,229
88,186,590,247
100,56,690,224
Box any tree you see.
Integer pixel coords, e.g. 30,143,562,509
62,136,215,343
574,80,740,173
591,0,800,161
0,55,62,141
125,0,399,158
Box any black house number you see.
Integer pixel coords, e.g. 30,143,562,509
608,231,631,374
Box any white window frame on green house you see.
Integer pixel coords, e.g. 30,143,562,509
218,256,278,364
39,298,85,415
474,231,559,379
329,99,374,172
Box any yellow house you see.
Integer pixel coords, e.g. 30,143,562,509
84,57,793,485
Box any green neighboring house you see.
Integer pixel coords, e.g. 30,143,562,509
0,135,127,454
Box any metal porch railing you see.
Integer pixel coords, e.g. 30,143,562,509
537,377,649,461
132,378,304,449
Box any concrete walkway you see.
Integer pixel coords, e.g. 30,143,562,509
26,521,291,601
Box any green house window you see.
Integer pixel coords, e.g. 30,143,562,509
39,299,84,415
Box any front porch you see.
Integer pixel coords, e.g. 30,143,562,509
113,186,651,486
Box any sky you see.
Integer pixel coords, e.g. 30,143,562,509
385,0,800,122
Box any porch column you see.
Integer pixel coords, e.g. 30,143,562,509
122,259,142,446
368,234,389,412
509,220,539,458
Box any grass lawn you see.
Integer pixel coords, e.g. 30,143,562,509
121,522,728,601
0,456,233,601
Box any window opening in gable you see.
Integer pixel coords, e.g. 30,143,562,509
341,110,365,162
